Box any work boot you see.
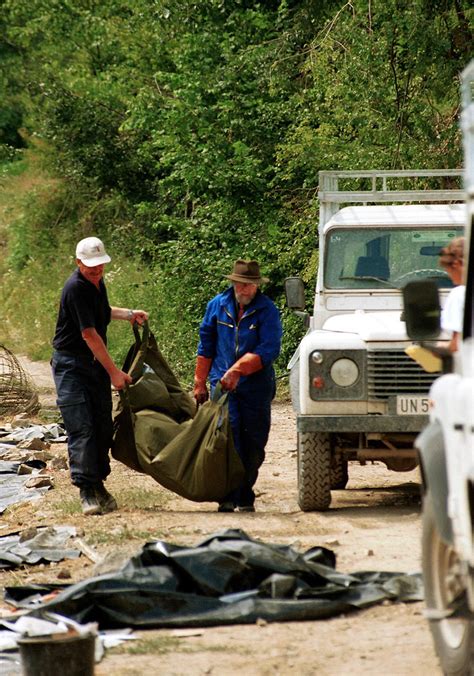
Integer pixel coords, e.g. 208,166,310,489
79,487,102,515
217,502,235,513
95,483,118,513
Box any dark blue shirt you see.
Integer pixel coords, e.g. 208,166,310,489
197,286,282,390
52,269,111,356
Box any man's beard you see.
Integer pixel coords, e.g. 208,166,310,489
235,293,253,306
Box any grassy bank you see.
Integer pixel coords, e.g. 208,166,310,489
0,155,185,378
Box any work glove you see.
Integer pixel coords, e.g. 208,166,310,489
220,353,262,392
193,355,212,406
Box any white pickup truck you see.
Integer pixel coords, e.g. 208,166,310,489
285,169,464,511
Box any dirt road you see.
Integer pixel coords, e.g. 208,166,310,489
2,359,441,675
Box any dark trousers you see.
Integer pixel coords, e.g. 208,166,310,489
225,386,272,507
51,351,113,488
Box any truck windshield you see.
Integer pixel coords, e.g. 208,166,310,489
324,227,463,289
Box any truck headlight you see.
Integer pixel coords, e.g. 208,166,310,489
308,349,366,400
330,358,359,387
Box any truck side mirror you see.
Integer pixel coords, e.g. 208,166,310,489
402,280,441,341
285,277,306,311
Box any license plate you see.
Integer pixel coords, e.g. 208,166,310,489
396,396,430,415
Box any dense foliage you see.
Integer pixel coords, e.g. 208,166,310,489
0,0,471,381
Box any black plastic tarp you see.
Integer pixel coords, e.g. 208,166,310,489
4,529,423,629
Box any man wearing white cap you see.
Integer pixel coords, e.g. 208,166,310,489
52,236,148,515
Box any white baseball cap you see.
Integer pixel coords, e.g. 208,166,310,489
76,237,111,267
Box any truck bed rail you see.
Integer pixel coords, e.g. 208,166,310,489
319,169,464,206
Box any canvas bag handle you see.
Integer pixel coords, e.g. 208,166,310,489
211,381,229,405
118,320,150,406
127,320,151,379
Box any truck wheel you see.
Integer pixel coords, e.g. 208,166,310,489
297,432,331,511
422,491,474,675
331,455,349,490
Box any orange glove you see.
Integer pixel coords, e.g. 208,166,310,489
193,355,212,406
220,353,263,391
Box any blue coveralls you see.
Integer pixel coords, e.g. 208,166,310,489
197,286,282,507
51,270,113,489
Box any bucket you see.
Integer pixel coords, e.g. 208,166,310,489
17,630,95,676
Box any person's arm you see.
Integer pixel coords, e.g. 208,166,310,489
220,353,262,391
110,307,148,324
193,300,217,405
448,332,459,352
193,355,212,405
81,327,132,390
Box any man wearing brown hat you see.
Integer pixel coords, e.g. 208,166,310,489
194,259,282,512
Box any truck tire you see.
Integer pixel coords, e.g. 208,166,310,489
331,455,349,490
422,491,474,675
297,432,331,511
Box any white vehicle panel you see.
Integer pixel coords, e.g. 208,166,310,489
322,204,465,232
323,311,408,341
430,372,474,564
324,294,404,311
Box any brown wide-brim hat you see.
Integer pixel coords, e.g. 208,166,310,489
225,259,269,285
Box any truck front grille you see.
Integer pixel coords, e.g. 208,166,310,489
367,350,437,399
